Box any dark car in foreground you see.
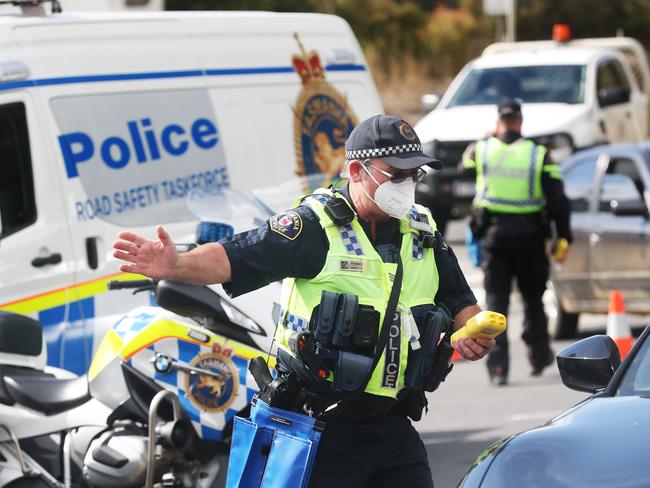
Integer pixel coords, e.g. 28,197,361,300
458,326,650,488
552,142,650,338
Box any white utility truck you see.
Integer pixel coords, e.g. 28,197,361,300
414,25,650,234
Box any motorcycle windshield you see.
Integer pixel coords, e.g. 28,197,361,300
187,173,340,234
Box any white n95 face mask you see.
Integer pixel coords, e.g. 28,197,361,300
360,164,416,219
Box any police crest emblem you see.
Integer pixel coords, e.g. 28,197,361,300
269,210,303,240
292,34,358,187
185,352,239,413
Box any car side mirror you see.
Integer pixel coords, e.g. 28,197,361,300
598,86,631,107
556,335,621,393
610,198,648,217
420,93,441,113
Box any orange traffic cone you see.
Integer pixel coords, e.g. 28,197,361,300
451,349,462,362
606,290,634,359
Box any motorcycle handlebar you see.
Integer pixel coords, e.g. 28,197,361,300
107,279,155,290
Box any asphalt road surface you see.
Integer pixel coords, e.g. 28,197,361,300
420,220,649,488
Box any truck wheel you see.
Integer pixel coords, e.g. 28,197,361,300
554,307,580,339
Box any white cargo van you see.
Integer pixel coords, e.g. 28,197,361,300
0,4,383,374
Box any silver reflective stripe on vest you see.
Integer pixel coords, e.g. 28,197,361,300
479,140,543,207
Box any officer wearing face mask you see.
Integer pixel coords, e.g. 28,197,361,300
112,114,495,488
462,99,572,386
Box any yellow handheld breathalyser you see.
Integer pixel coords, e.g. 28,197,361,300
451,311,507,346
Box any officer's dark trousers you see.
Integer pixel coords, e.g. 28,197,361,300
308,414,434,488
482,232,550,376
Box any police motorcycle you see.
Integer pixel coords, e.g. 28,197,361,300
0,186,288,487
0,310,114,487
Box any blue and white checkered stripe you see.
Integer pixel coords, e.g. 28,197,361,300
407,208,424,260
302,193,364,256
339,223,364,256
128,338,259,441
112,309,157,344
412,234,424,260
304,194,330,206
279,308,309,332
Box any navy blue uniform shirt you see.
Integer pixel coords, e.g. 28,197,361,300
219,185,476,318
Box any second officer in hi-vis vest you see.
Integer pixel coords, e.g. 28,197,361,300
462,98,572,386
113,114,496,488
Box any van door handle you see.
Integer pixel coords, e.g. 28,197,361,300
86,237,98,270
31,253,62,268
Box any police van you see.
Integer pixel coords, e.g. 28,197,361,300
0,2,383,374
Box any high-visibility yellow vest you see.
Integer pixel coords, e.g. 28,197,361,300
473,137,545,214
274,188,439,399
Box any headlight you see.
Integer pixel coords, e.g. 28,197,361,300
532,133,574,163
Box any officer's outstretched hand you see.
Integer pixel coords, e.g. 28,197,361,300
113,225,178,280
453,337,496,361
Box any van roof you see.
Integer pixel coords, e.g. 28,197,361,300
0,10,348,30
0,10,364,88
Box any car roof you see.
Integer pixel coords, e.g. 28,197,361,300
564,141,650,164
471,47,614,69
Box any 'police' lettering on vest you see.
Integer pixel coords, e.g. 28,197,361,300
382,311,401,389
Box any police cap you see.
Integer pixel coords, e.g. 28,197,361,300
345,114,442,170
497,98,522,119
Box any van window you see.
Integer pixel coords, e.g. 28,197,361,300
0,102,36,239
563,157,598,212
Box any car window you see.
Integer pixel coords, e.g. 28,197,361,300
599,157,644,211
617,330,650,396
447,65,586,107
0,102,36,239
563,157,598,212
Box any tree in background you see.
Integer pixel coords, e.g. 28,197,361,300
165,0,650,120
518,0,650,46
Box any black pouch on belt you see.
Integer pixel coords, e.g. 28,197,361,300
311,290,339,347
332,294,358,349
423,311,455,393
404,306,452,390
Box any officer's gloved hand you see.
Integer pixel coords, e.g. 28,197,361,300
551,238,570,263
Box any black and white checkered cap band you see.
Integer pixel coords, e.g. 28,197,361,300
346,143,422,160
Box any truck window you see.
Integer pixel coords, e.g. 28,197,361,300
563,157,598,212
0,102,36,239
597,60,631,107
448,65,586,107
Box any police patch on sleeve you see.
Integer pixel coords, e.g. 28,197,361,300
269,211,303,240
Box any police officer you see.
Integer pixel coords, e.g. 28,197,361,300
461,98,572,386
113,114,495,488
